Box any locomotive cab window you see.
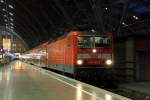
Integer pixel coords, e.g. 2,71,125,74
77,36,94,48
94,37,111,47
77,36,111,48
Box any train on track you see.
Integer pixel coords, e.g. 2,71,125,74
21,31,113,79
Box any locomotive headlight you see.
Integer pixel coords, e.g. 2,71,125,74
77,60,83,65
92,49,97,53
105,59,112,65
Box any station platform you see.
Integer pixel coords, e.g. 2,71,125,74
0,61,131,100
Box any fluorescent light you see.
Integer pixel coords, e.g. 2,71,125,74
2,8,6,11
10,26,14,29
8,5,14,9
3,15,7,17
0,0,4,3
10,23,14,25
135,17,139,20
91,29,95,32
10,18,14,21
122,22,125,25
122,22,128,26
133,15,139,20
9,12,14,16
105,8,108,10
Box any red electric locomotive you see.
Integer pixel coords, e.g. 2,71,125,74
47,31,113,77
22,31,113,78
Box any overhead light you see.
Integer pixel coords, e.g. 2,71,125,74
9,12,14,16
3,14,7,17
10,18,14,21
10,26,14,29
8,5,14,9
2,8,6,11
135,17,139,20
91,29,95,32
0,0,4,3
122,22,128,26
105,8,108,10
133,15,139,20
10,23,14,25
122,22,125,25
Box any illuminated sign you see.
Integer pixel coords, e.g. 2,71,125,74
3,38,11,50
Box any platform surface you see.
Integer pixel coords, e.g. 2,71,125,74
0,61,131,100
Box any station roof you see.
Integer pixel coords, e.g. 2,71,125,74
0,0,150,48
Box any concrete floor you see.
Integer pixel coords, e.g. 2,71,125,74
0,61,131,100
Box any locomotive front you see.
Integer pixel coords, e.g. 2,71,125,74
75,32,113,68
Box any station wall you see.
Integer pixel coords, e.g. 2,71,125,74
114,35,150,82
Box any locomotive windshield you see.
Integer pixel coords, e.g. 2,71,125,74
77,36,111,48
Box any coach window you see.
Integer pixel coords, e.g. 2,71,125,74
67,37,71,47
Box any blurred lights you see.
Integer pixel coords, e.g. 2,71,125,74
11,26,14,28
14,61,23,71
2,8,6,11
122,22,128,26
0,0,4,3
9,12,14,16
92,49,97,53
1,0,15,29
105,59,112,65
10,18,14,21
3,38,11,50
3,14,7,17
122,22,125,25
92,91,96,100
76,84,82,100
10,23,14,25
133,15,139,20
77,60,83,65
105,8,108,10
91,29,95,32
8,5,14,9
105,94,112,100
